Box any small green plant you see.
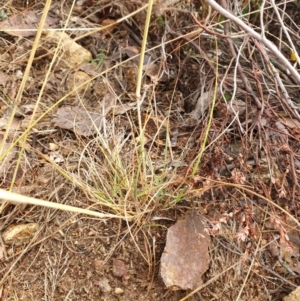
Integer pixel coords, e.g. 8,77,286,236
156,16,165,32
91,50,106,67
0,9,7,21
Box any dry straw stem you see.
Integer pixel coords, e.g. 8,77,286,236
0,3,150,163
9,1,80,193
0,188,131,220
136,0,154,98
0,57,132,163
0,14,210,163
0,0,53,214
204,0,300,85
0,0,52,192
134,0,154,183
192,40,218,176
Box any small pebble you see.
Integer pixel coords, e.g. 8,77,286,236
115,287,124,295
2,223,39,246
98,278,111,293
94,259,102,271
112,259,127,278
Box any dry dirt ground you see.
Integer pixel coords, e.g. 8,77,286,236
0,0,300,300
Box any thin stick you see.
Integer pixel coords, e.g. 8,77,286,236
135,0,154,182
0,0,53,214
136,0,154,98
269,0,300,65
235,235,263,301
204,0,300,84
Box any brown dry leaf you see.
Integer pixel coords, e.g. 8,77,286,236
0,11,56,37
101,18,117,35
0,133,26,185
97,90,116,116
160,212,211,290
0,116,21,131
0,72,18,100
143,62,169,82
79,62,101,76
52,106,105,136
141,113,168,138
113,102,136,115
12,185,36,195
120,46,152,65
280,117,300,129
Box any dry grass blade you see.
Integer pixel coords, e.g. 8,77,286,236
0,189,130,220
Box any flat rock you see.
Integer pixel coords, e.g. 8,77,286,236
283,286,300,301
160,213,211,290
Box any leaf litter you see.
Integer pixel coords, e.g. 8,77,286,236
0,0,300,300
0,10,56,37
52,106,105,136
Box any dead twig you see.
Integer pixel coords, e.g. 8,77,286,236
204,0,300,85
254,40,300,120
259,265,297,288
219,0,262,112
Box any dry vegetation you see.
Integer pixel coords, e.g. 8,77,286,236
0,0,300,300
